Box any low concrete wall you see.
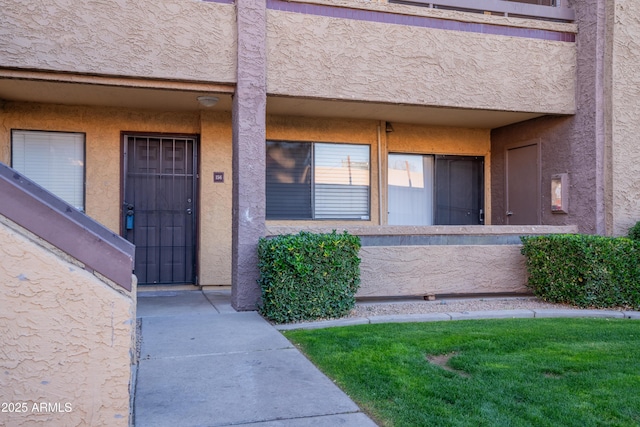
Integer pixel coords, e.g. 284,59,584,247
0,217,136,426
267,225,578,298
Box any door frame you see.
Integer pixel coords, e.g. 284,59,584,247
504,139,541,225
120,131,200,285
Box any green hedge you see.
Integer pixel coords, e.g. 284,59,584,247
520,234,640,309
257,231,361,323
628,221,640,242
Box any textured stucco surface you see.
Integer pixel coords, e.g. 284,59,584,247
0,218,134,426
608,0,640,235
199,111,233,286
266,9,576,114
491,0,606,234
491,0,640,236
358,245,528,297
0,102,232,286
0,0,236,83
231,0,267,310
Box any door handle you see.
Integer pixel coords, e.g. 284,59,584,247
186,208,192,215
506,211,514,216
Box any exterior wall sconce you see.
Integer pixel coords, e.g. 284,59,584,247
197,96,219,107
385,121,394,133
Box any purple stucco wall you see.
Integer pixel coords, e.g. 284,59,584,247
491,0,606,234
231,0,267,310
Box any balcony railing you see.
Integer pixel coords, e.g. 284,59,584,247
391,0,575,22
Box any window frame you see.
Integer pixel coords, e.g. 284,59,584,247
387,152,485,226
266,140,372,221
11,129,87,212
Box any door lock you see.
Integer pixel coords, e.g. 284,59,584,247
125,204,135,230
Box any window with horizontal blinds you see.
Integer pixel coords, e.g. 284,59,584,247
266,141,312,219
314,143,370,219
12,130,85,211
266,141,370,220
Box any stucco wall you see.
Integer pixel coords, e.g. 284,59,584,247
0,102,232,286
200,113,233,286
608,0,640,236
266,7,576,114
0,217,134,426
268,225,578,297
491,0,605,234
0,0,236,83
360,245,528,297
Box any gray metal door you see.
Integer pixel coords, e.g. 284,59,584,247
506,143,539,225
123,135,197,285
435,155,484,225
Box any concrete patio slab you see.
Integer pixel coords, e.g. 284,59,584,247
140,312,293,359
135,348,363,427
203,289,237,314
137,290,218,317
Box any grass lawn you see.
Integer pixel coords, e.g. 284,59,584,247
284,318,640,427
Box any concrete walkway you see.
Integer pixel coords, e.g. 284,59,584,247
134,290,378,427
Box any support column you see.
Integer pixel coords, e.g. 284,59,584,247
231,0,267,310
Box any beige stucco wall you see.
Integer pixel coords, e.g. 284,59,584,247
608,0,640,236
266,6,576,114
268,225,578,297
0,102,233,286
0,0,236,83
199,111,233,286
0,216,134,426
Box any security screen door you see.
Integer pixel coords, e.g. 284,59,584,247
123,135,197,285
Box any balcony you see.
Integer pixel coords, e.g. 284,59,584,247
391,0,575,22
266,0,577,125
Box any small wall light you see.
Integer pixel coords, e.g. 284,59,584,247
197,96,219,107
385,121,394,133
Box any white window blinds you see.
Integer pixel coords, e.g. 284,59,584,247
266,141,370,220
12,130,85,211
314,143,370,220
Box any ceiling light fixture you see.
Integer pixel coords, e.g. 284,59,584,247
197,96,219,107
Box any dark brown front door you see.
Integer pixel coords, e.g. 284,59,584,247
506,142,539,225
435,155,485,225
123,134,197,285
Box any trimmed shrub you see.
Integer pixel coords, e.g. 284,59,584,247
258,230,361,323
520,234,640,309
628,221,640,242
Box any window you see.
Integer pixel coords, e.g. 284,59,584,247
12,130,85,211
266,141,370,220
388,153,484,226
